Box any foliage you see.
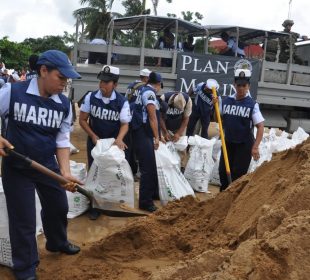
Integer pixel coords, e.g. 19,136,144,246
181,11,203,24
0,37,32,70
73,0,118,40
122,0,144,16
22,35,71,55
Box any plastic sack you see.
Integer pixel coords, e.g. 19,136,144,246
66,161,89,219
173,136,188,151
291,127,309,144
155,143,195,205
209,138,222,186
0,178,42,267
91,138,124,168
185,135,216,192
248,133,273,173
165,141,181,167
85,139,135,209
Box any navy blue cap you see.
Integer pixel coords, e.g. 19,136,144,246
148,72,162,83
37,50,81,79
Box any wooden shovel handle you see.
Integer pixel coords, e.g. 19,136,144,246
4,148,92,200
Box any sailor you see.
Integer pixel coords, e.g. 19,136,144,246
161,91,192,171
26,55,39,81
125,68,151,177
0,50,82,280
79,65,131,168
132,71,163,212
186,80,215,139
217,69,264,191
125,68,151,102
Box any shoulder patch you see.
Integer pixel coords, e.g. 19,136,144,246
148,95,155,101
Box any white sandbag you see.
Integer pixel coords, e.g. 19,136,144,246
184,135,216,192
155,143,195,205
91,139,124,168
270,131,295,153
248,133,273,173
85,139,135,209
210,138,221,186
173,136,188,151
291,127,309,144
165,141,181,167
0,178,42,267
67,161,89,219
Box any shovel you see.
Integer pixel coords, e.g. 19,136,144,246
4,148,148,217
211,84,232,185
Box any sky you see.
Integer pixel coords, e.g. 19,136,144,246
0,0,309,43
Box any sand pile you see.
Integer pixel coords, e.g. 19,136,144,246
30,139,310,279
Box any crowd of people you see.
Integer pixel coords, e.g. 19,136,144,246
1,17,307,280
0,48,266,279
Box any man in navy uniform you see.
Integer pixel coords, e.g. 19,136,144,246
132,72,163,212
0,50,82,280
125,68,151,102
186,79,216,139
218,69,264,191
125,68,151,177
79,65,131,168
161,91,192,171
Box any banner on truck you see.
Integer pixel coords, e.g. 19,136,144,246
176,53,261,99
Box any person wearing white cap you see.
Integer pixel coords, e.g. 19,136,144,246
215,69,264,191
0,49,82,280
160,91,192,171
131,71,164,212
125,68,151,102
79,65,132,169
186,79,217,139
124,68,151,177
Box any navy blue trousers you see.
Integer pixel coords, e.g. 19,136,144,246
2,162,69,279
132,126,158,207
186,106,211,139
219,139,253,191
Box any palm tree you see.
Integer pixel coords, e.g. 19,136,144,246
73,0,117,40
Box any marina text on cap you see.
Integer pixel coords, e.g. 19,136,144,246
36,50,81,79
140,68,151,77
97,65,120,82
234,69,251,85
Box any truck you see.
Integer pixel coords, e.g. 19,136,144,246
70,15,310,132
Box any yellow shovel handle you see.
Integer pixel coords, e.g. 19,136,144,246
212,87,232,183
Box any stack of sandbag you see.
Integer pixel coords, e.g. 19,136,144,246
155,140,195,205
248,127,309,173
209,137,221,186
0,178,42,267
184,135,216,192
67,160,89,218
85,139,135,209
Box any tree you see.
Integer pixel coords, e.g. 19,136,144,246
181,11,203,24
22,35,71,55
0,37,32,70
73,0,119,40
